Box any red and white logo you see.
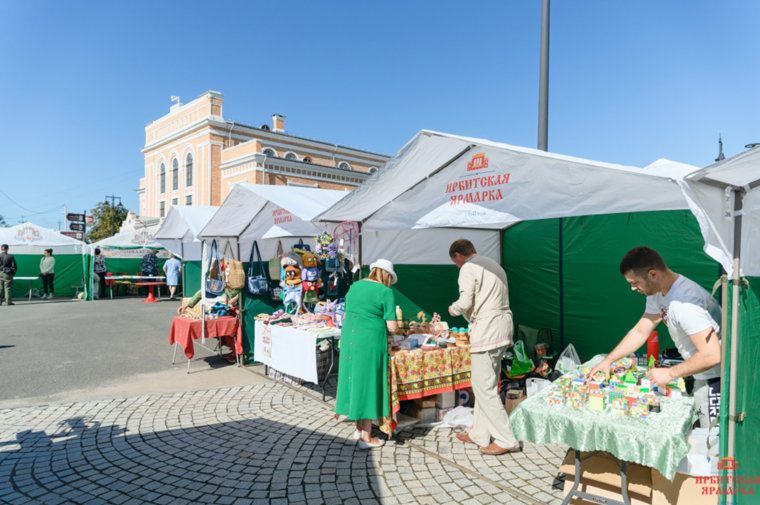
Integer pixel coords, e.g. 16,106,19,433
718,457,739,471
467,153,489,172
15,225,42,243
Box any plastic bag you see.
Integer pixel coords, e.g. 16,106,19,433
526,378,551,397
507,340,534,378
442,406,474,429
556,343,582,375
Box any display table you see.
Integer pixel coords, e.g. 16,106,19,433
14,276,38,301
509,355,697,504
168,316,242,372
381,346,472,435
108,275,166,299
254,321,340,400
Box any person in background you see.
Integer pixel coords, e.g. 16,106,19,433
0,244,17,306
93,248,107,299
39,248,56,299
588,246,721,427
140,249,159,277
448,239,521,456
163,254,182,300
335,259,398,449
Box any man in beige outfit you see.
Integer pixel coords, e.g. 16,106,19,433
448,239,520,455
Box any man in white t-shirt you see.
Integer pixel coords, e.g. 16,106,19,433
588,246,721,427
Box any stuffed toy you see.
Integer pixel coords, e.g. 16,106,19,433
301,252,322,303
281,255,303,313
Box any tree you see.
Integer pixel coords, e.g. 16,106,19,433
0,215,7,227
87,202,129,242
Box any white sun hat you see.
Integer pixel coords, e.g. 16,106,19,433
369,258,398,285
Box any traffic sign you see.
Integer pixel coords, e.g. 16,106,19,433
67,213,85,222
61,231,83,240
70,223,85,232
85,216,94,225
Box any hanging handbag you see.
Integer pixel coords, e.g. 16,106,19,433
205,240,226,297
223,242,246,290
292,238,311,252
246,241,270,296
268,240,283,281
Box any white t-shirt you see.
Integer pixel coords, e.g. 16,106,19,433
645,275,721,380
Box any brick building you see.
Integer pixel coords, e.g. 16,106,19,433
138,90,388,220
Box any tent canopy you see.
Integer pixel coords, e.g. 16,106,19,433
198,184,348,258
318,130,693,231
155,206,218,261
0,222,85,254
91,225,168,259
680,147,760,277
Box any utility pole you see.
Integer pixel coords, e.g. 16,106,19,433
105,195,122,206
537,0,551,152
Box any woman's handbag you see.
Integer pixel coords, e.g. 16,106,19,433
268,240,283,281
223,242,246,290
205,240,226,297
246,241,270,296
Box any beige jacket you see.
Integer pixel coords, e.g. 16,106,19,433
450,255,513,353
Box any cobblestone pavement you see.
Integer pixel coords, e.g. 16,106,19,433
0,380,567,504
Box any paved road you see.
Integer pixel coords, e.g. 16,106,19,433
0,381,567,504
0,298,256,406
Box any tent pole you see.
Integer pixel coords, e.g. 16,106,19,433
726,188,743,503
558,218,564,350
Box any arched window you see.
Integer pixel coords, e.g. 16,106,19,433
368,167,378,174
185,154,193,187
284,152,298,161
303,156,312,164
337,161,352,171
159,163,166,193
262,148,277,157
172,159,179,191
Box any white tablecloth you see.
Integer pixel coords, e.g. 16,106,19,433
254,322,340,383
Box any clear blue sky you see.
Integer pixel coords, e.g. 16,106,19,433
1,0,758,229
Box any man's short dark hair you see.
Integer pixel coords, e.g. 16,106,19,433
449,239,477,258
94,248,101,255
0,244,8,250
619,246,667,275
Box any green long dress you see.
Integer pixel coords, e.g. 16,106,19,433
335,280,396,420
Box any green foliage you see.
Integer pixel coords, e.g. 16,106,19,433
0,215,7,227
87,202,129,242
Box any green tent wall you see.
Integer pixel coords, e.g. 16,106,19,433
10,254,87,299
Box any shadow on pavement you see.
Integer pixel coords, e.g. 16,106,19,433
0,414,382,504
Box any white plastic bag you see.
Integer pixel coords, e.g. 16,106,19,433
442,406,474,429
556,343,581,374
526,378,551,397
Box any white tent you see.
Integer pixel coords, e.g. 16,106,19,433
91,225,168,259
679,147,760,479
199,184,349,259
0,222,85,254
318,130,693,264
154,206,218,261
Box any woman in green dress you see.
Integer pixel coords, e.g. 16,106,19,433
335,259,398,449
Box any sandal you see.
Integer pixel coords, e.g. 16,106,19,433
358,438,385,450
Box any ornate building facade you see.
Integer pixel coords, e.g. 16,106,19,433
139,91,388,219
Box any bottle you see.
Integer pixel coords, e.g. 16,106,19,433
647,331,659,363
396,305,403,322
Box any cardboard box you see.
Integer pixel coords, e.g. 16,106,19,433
560,450,653,504
436,391,456,409
504,389,526,414
651,470,721,505
414,397,438,409
406,404,438,423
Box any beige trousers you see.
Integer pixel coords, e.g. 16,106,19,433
469,345,519,449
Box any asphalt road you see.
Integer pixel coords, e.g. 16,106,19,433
0,297,262,406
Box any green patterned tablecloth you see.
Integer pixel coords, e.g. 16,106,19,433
509,355,696,480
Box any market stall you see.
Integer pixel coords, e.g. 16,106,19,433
154,205,219,295
0,222,87,300
679,147,760,502
197,184,352,363
89,225,169,300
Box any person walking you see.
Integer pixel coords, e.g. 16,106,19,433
93,248,107,299
0,244,18,306
448,239,520,456
588,246,721,427
163,254,182,300
39,248,56,299
335,259,398,449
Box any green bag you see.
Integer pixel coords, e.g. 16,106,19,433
507,340,534,378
